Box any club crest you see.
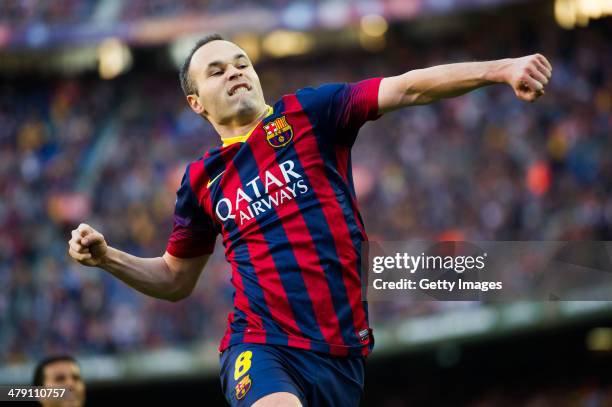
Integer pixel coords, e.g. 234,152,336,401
235,374,252,400
264,116,293,148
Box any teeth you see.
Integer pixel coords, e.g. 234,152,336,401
231,86,248,95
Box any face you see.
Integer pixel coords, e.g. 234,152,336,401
40,361,85,407
186,40,266,125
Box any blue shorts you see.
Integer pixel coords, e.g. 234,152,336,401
219,343,365,406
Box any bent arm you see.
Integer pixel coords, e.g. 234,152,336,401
101,248,209,302
68,223,209,302
378,54,552,113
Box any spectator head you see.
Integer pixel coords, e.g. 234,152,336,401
32,356,85,407
179,33,266,125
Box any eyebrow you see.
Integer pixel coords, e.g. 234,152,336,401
206,54,248,70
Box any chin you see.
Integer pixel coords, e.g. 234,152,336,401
235,98,258,115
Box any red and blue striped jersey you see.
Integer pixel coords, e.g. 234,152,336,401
166,78,382,356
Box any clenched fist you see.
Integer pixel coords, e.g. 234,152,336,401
504,54,552,102
68,223,108,267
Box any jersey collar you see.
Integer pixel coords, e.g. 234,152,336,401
221,105,274,147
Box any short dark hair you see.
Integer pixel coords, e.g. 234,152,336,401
32,355,79,386
179,33,227,97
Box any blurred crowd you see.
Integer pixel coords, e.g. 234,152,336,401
0,0,516,27
467,382,612,407
377,378,612,407
0,0,296,26
1,15,611,366
121,0,294,20
0,0,97,26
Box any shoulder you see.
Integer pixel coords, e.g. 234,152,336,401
293,83,349,104
183,156,209,193
183,145,230,193
287,83,351,122
172,156,210,212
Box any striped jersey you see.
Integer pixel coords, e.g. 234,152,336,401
166,78,382,357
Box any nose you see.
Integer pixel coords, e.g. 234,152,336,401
226,65,243,81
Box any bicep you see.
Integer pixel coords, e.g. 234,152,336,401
378,72,430,114
163,251,210,289
378,75,405,113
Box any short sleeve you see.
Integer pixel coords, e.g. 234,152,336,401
295,77,382,146
166,164,217,258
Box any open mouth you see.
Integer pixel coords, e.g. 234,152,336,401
228,83,251,96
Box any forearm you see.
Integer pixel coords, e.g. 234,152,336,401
400,59,512,105
100,246,181,301
378,54,550,113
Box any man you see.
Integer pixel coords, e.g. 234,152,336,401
68,34,551,406
32,356,86,407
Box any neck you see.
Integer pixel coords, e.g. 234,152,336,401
212,104,270,141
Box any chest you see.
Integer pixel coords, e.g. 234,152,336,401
204,111,327,231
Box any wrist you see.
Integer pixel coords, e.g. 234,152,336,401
485,58,514,84
99,246,116,269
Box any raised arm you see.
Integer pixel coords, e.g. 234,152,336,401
68,223,209,302
378,54,552,113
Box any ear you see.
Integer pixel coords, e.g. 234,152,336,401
187,94,207,116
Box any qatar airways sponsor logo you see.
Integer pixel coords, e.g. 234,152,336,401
215,159,309,225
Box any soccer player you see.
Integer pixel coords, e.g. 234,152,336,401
32,355,86,407
68,34,551,406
